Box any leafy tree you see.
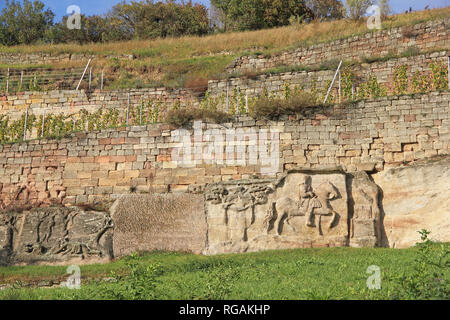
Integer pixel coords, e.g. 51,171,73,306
379,0,391,19
212,0,314,32
305,0,345,20
48,15,109,44
262,0,314,28
210,0,233,31
345,0,375,20
105,0,209,40
0,0,54,45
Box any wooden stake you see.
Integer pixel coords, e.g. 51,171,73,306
6,68,9,94
76,59,92,91
126,92,130,125
245,92,248,113
338,71,341,104
20,71,24,90
41,110,46,137
101,69,104,91
226,82,229,114
23,107,28,141
88,67,92,90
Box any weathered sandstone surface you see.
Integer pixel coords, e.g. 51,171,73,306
373,157,450,248
0,206,113,265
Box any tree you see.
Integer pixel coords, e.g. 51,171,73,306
262,0,314,28
305,0,345,20
0,0,54,45
345,0,375,20
105,0,209,40
134,0,209,38
48,15,109,44
210,0,233,31
211,0,314,32
379,0,391,19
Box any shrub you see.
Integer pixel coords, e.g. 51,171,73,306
166,106,231,127
96,253,163,300
250,91,317,118
393,65,409,95
390,230,449,300
430,62,448,91
185,78,209,95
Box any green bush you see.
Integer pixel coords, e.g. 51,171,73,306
390,230,449,300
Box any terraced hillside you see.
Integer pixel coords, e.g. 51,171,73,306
0,7,449,90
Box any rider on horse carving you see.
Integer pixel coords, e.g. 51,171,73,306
298,175,322,227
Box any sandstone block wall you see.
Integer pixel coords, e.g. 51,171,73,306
0,92,447,207
0,52,133,66
227,19,449,74
0,88,199,121
209,51,448,99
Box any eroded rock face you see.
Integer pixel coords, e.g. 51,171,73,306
110,194,206,257
204,169,351,255
0,207,113,266
372,158,450,248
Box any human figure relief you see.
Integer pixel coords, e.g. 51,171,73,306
299,175,322,227
265,176,340,236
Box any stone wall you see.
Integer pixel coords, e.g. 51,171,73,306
227,19,449,74
0,92,447,208
0,52,133,66
209,51,449,99
0,88,199,122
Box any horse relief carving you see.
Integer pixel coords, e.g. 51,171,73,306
264,176,340,236
204,171,358,255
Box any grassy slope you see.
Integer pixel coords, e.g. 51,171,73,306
0,7,449,89
0,245,448,300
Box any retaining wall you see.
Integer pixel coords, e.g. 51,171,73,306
227,19,449,74
0,92,447,207
209,51,449,99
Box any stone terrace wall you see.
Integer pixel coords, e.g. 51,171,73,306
209,51,449,99
0,88,199,121
0,52,133,65
227,19,450,74
0,92,447,207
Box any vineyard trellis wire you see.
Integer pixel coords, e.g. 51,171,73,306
0,59,448,143
0,65,104,94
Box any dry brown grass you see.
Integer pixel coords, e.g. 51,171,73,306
2,7,448,57
166,106,231,127
250,91,319,118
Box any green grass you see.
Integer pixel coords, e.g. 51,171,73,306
1,244,448,300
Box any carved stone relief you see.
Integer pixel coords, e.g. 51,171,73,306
0,207,113,265
204,169,350,255
347,172,382,248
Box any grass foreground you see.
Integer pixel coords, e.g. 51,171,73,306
0,241,448,300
